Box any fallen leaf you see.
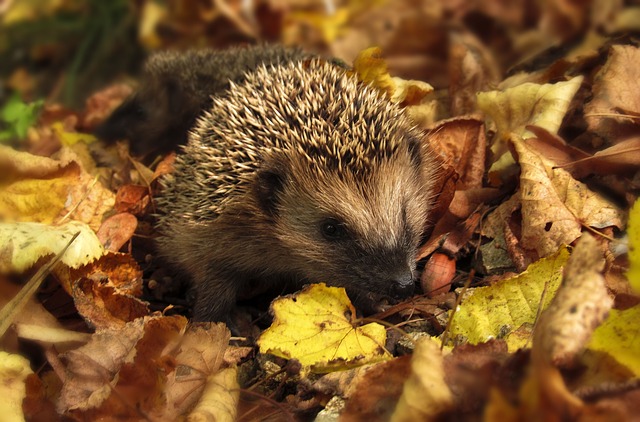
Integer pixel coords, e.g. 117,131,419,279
568,136,640,176
341,357,411,422
585,45,640,141
448,247,570,348
82,84,133,131
534,234,613,368
512,135,624,257
391,337,453,421
61,252,146,329
627,199,640,292
257,283,390,373
52,122,96,146
0,352,33,421
0,145,115,231
352,47,396,98
58,315,231,419
352,47,434,108
0,221,104,274
187,367,239,422
589,305,640,376
96,213,138,252
114,185,151,216
477,76,583,159
525,234,613,419
426,117,486,190
158,322,233,420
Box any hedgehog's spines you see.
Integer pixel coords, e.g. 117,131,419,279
154,51,438,321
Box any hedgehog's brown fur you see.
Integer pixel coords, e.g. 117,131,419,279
96,45,309,156
155,58,438,321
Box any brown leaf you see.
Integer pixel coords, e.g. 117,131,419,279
114,185,151,216
341,357,411,422
585,45,640,142
391,337,453,421
534,233,613,368
562,136,640,177
419,188,500,259
427,117,486,190
157,322,232,420
56,252,146,329
81,84,133,131
59,316,233,420
511,135,624,257
0,146,115,231
448,33,501,116
96,213,138,252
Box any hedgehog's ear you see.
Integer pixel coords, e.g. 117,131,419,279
255,165,285,216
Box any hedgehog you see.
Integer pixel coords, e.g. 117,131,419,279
153,52,438,322
96,45,311,156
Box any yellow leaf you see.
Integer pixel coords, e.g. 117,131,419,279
391,337,452,421
589,305,640,376
352,48,433,107
257,283,390,373
533,234,613,367
52,122,97,146
188,367,239,422
0,221,104,273
352,47,396,98
448,247,570,348
0,145,115,231
478,75,583,142
139,1,167,50
0,352,33,422
478,76,583,160
627,199,640,292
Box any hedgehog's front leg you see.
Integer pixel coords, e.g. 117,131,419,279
191,266,241,322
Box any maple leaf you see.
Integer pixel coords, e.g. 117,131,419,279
257,283,390,373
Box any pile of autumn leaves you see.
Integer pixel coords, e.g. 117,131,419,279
1,42,639,420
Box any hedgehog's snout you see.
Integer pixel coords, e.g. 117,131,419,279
389,270,415,299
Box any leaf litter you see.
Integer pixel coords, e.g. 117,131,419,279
1,1,640,420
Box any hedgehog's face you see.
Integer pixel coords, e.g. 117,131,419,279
255,140,432,306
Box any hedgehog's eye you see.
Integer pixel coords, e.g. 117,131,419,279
320,218,347,240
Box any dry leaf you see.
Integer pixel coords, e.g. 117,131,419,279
426,117,486,190
391,337,453,421
160,323,233,420
0,145,115,231
257,283,390,373
512,135,624,257
0,221,104,274
534,234,613,367
60,253,146,329
585,45,640,141
477,76,583,159
187,367,239,422
449,247,569,348
0,352,33,421
341,357,412,422
96,213,138,252
58,315,232,419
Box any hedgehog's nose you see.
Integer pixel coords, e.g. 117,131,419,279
390,271,415,299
